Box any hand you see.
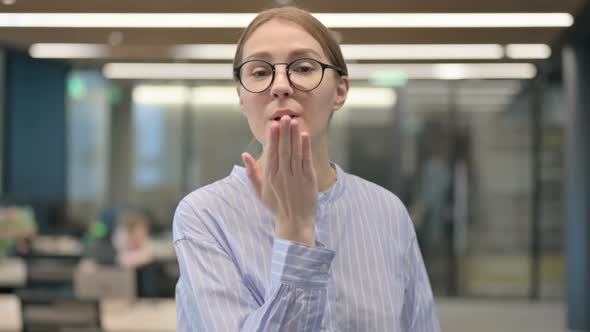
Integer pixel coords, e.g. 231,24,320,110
242,115,318,246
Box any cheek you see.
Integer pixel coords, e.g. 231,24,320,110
307,89,337,116
246,113,265,139
241,92,266,113
241,104,267,142
313,78,338,104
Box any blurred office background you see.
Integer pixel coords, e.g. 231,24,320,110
0,1,589,331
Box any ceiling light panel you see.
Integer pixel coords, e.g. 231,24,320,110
341,44,504,60
0,13,573,28
505,44,552,59
103,62,536,80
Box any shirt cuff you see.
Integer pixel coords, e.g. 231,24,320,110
270,238,335,289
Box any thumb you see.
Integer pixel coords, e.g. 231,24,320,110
242,153,263,198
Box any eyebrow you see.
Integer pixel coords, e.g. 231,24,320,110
244,48,323,62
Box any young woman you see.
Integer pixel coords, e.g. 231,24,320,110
173,7,440,331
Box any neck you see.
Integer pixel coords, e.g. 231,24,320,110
309,138,337,192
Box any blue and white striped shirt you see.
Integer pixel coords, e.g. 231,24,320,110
173,163,440,331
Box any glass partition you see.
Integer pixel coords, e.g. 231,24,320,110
66,70,110,224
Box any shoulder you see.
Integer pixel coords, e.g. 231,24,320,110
179,174,245,211
173,171,250,241
342,172,414,234
345,172,407,211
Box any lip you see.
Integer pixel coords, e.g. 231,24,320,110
270,109,300,121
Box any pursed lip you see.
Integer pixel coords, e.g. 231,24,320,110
270,109,300,121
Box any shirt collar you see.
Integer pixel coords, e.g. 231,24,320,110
230,161,346,205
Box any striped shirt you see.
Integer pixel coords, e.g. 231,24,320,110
173,163,440,331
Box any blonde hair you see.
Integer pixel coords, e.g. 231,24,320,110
232,6,348,78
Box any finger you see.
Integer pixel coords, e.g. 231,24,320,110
301,131,313,177
278,115,292,174
290,118,302,175
265,123,279,178
242,153,263,198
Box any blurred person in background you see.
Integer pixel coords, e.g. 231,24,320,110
0,206,37,257
173,6,440,331
112,208,154,269
410,120,452,253
84,207,154,269
410,121,453,295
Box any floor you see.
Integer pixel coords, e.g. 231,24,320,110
436,298,566,332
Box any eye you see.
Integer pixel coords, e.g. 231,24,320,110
250,68,272,78
292,63,315,73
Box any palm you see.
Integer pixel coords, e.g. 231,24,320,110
242,116,318,245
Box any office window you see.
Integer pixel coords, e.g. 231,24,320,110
67,70,110,222
134,104,164,189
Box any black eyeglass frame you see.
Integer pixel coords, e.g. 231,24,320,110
233,58,347,93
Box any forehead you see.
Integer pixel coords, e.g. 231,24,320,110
242,19,327,61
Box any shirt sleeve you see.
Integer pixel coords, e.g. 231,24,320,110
173,200,335,332
400,211,442,332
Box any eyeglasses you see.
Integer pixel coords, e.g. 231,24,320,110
233,58,346,93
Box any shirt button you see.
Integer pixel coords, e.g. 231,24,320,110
319,264,329,273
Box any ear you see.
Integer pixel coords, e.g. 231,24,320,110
332,76,349,112
236,85,245,112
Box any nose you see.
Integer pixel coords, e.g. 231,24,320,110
269,65,293,98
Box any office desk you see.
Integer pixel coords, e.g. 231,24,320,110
0,294,22,332
101,299,176,332
0,257,26,288
31,235,83,257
